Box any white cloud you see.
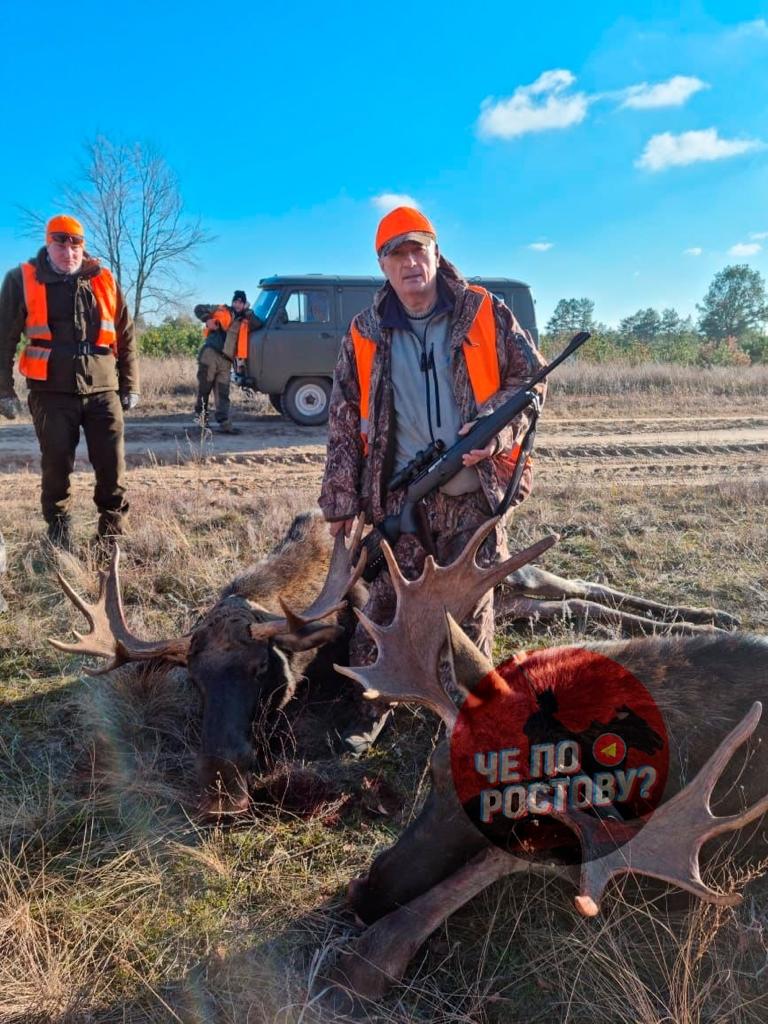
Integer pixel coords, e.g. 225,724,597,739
636,128,765,171
728,242,762,256
684,247,703,256
727,19,768,40
750,231,768,240
371,193,420,212
620,75,708,109
528,241,554,251
478,69,589,139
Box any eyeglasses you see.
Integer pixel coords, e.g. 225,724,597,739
49,233,84,246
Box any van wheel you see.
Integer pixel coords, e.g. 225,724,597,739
268,393,283,414
283,378,331,426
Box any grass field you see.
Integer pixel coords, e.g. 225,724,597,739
1,375,767,1022
12,359,768,420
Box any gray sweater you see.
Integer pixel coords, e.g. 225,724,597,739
390,307,480,496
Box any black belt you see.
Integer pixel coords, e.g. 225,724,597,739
31,341,113,356
76,343,113,356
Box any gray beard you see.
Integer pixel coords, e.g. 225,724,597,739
46,252,79,277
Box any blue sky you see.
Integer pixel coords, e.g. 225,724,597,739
1,1,767,328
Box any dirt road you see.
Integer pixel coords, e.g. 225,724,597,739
1,411,767,486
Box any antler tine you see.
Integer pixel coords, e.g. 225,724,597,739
555,702,768,917
379,536,414,602
334,603,459,728
335,525,561,730
49,544,191,672
442,520,560,625
270,515,368,637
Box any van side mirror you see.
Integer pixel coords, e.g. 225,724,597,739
276,309,289,326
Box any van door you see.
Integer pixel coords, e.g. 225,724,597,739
340,286,379,330
258,286,339,394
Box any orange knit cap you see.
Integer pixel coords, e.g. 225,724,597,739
46,214,85,241
375,206,436,255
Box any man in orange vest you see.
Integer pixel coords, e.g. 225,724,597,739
319,206,547,754
192,290,254,434
0,215,139,550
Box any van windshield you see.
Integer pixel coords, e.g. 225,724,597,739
253,289,280,324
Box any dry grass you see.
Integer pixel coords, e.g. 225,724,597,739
0,421,767,1020
553,360,768,398
87,358,768,418
12,357,767,420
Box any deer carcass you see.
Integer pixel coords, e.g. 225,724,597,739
321,519,768,1006
49,513,368,815
49,512,736,817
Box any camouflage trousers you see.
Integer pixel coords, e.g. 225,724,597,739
350,488,509,671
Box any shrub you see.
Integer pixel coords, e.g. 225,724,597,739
696,337,751,368
742,330,768,364
138,319,203,357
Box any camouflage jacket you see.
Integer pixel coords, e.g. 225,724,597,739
319,257,547,526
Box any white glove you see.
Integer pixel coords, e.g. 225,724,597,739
121,393,140,411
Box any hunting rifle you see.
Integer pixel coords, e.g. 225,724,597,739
360,330,591,582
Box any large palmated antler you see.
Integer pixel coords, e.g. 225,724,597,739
49,546,191,673
250,515,367,643
556,700,768,917
334,517,558,726
321,702,768,1009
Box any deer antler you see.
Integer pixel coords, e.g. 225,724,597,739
250,515,367,642
334,518,559,727
49,546,191,673
554,701,768,916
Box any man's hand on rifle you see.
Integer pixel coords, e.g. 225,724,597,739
458,421,500,466
328,518,356,538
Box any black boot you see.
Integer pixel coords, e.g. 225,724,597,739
47,515,74,552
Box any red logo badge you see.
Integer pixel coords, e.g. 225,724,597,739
450,647,669,861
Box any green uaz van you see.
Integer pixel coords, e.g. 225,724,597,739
239,275,538,425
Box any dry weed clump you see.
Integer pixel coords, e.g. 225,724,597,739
1,462,767,1021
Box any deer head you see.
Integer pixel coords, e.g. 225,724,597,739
50,517,367,816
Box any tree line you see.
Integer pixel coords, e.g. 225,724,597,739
544,266,768,366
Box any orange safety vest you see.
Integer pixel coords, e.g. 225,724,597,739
235,319,249,359
18,261,118,381
350,285,502,457
202,305,233,337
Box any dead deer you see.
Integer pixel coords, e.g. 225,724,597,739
49,512,736,817
319,519,768,1007
49,513,369,816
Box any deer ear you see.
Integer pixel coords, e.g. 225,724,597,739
273,622,345,653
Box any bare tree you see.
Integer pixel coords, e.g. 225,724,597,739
22,136,211,322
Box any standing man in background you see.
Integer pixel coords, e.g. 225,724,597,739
193,290,253,434
0,215,139,550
